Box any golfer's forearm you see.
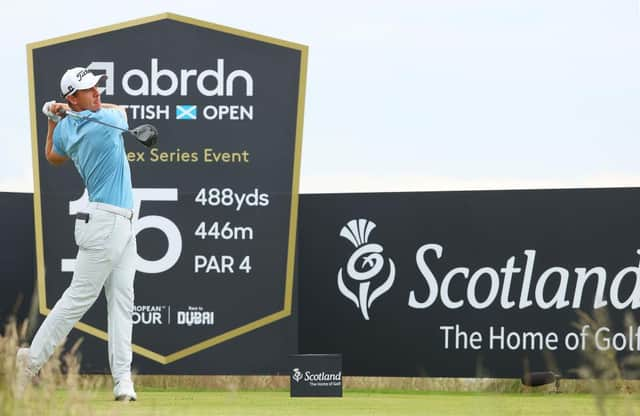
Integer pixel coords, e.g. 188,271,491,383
44,121,64,166
44,122,54,157
44,132,58,164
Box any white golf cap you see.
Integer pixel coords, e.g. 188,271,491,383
60,67,107,97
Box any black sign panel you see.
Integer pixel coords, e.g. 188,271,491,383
0,193,35,327
290,354,342,397
298,189,640,378
28,14,306,370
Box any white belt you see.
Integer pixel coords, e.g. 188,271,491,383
88,202,134,220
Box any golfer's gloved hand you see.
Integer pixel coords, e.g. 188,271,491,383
42,100,61,123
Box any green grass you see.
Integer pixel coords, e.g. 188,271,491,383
4,316,640,416
9,389,640,416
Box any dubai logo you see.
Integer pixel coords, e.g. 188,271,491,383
292,368,303,383
337,219,395,320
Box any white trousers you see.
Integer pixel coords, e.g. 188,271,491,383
29,203,136,384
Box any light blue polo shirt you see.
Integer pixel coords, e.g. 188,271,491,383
52,108,133,209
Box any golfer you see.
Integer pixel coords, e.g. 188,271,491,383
16,67,137,401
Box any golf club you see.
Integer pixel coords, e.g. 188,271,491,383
62,109,158,148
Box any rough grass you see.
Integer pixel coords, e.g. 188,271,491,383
0,318,108,416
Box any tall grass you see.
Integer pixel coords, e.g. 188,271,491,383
0,317,106,416
572,310,640,415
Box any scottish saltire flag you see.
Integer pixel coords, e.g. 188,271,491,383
176,105,197,120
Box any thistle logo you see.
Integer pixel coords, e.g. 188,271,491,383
337,219,395,320
292,368,303,383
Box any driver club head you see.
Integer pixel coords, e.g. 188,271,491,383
130,124,158,147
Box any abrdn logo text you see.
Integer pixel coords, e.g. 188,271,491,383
87,59,253,97
337,219,395,320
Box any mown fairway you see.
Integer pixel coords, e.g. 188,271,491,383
9,389,640,416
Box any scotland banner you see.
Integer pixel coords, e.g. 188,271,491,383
297,188,640,378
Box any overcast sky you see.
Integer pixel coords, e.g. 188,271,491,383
2,0,640,193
